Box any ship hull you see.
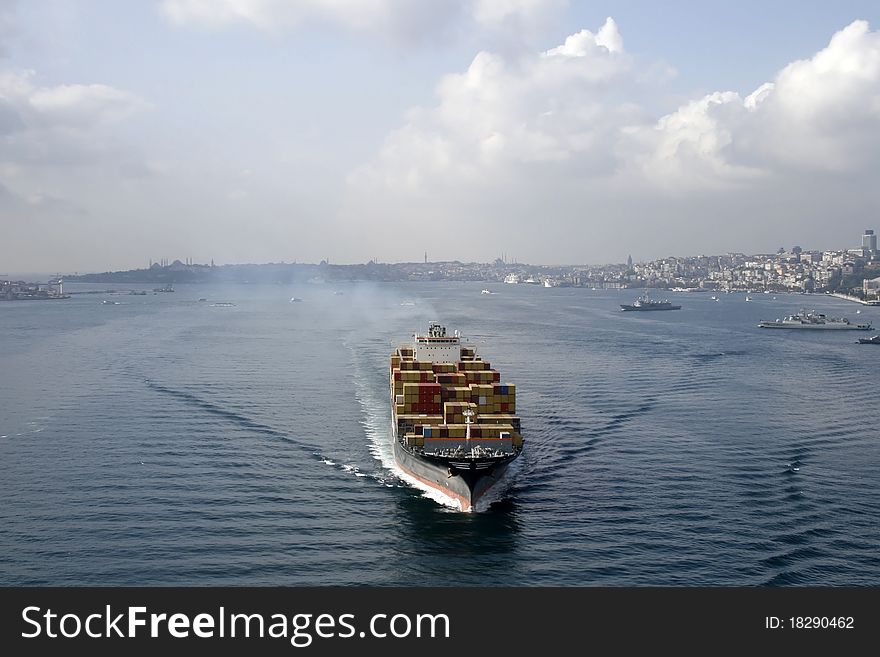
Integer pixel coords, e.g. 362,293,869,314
620,305,681,311
758,323,872,330
392,423,514,512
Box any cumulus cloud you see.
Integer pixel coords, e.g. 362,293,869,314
0,67,148,245
341,18,880,261
637,19,880,189
349,18,633,188
0,70,146,166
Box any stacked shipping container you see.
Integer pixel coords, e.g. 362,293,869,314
390,346,523,452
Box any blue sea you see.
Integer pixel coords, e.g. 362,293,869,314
1,282,878,585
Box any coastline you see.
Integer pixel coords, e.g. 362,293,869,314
828,292,880,306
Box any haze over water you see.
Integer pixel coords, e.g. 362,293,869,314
1,282,878,585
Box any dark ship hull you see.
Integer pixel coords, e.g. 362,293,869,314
620,303,681,311
392,424,516,511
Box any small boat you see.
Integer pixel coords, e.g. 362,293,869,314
481,289,493,295
101,300,120,305
198,298,207,302
710,296,719,301
857,335,880,344
290,297,303,302
211,302,236,307
745,296,752,301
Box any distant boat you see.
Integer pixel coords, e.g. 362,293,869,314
198,298,207,302
211,302,236,307
101,300,120,305
543,280,553,288
154,283,174,293
857,334,880,344
710,295,719,301
745,295,752,301
481,289,493,295
290,297,303,302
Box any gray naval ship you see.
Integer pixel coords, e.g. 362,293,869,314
620,292,681,311
390,322,523,511
758,311,873,330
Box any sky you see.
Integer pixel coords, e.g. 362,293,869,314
2,0,880,273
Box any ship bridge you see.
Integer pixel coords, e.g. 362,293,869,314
413,322,461,363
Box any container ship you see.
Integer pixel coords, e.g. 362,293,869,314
390,322,523,511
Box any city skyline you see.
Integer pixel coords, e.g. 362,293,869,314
5,225,878,279
2,2,880,271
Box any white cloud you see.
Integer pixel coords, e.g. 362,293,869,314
343,18,880,262
543,16,623,56
635,19,880,192
349,17,633,191
160,0,463,38
0,68,148,235
160,0,566,40
0,70,146,160
29,82,146,125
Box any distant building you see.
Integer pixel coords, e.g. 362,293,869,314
626,254,633,269
864,276,880,298
863,229,877,258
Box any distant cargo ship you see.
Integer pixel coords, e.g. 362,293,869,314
390,322,523,511
620,292,681,311
758,311,872,330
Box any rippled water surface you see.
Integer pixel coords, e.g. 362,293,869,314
1,282,878,585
